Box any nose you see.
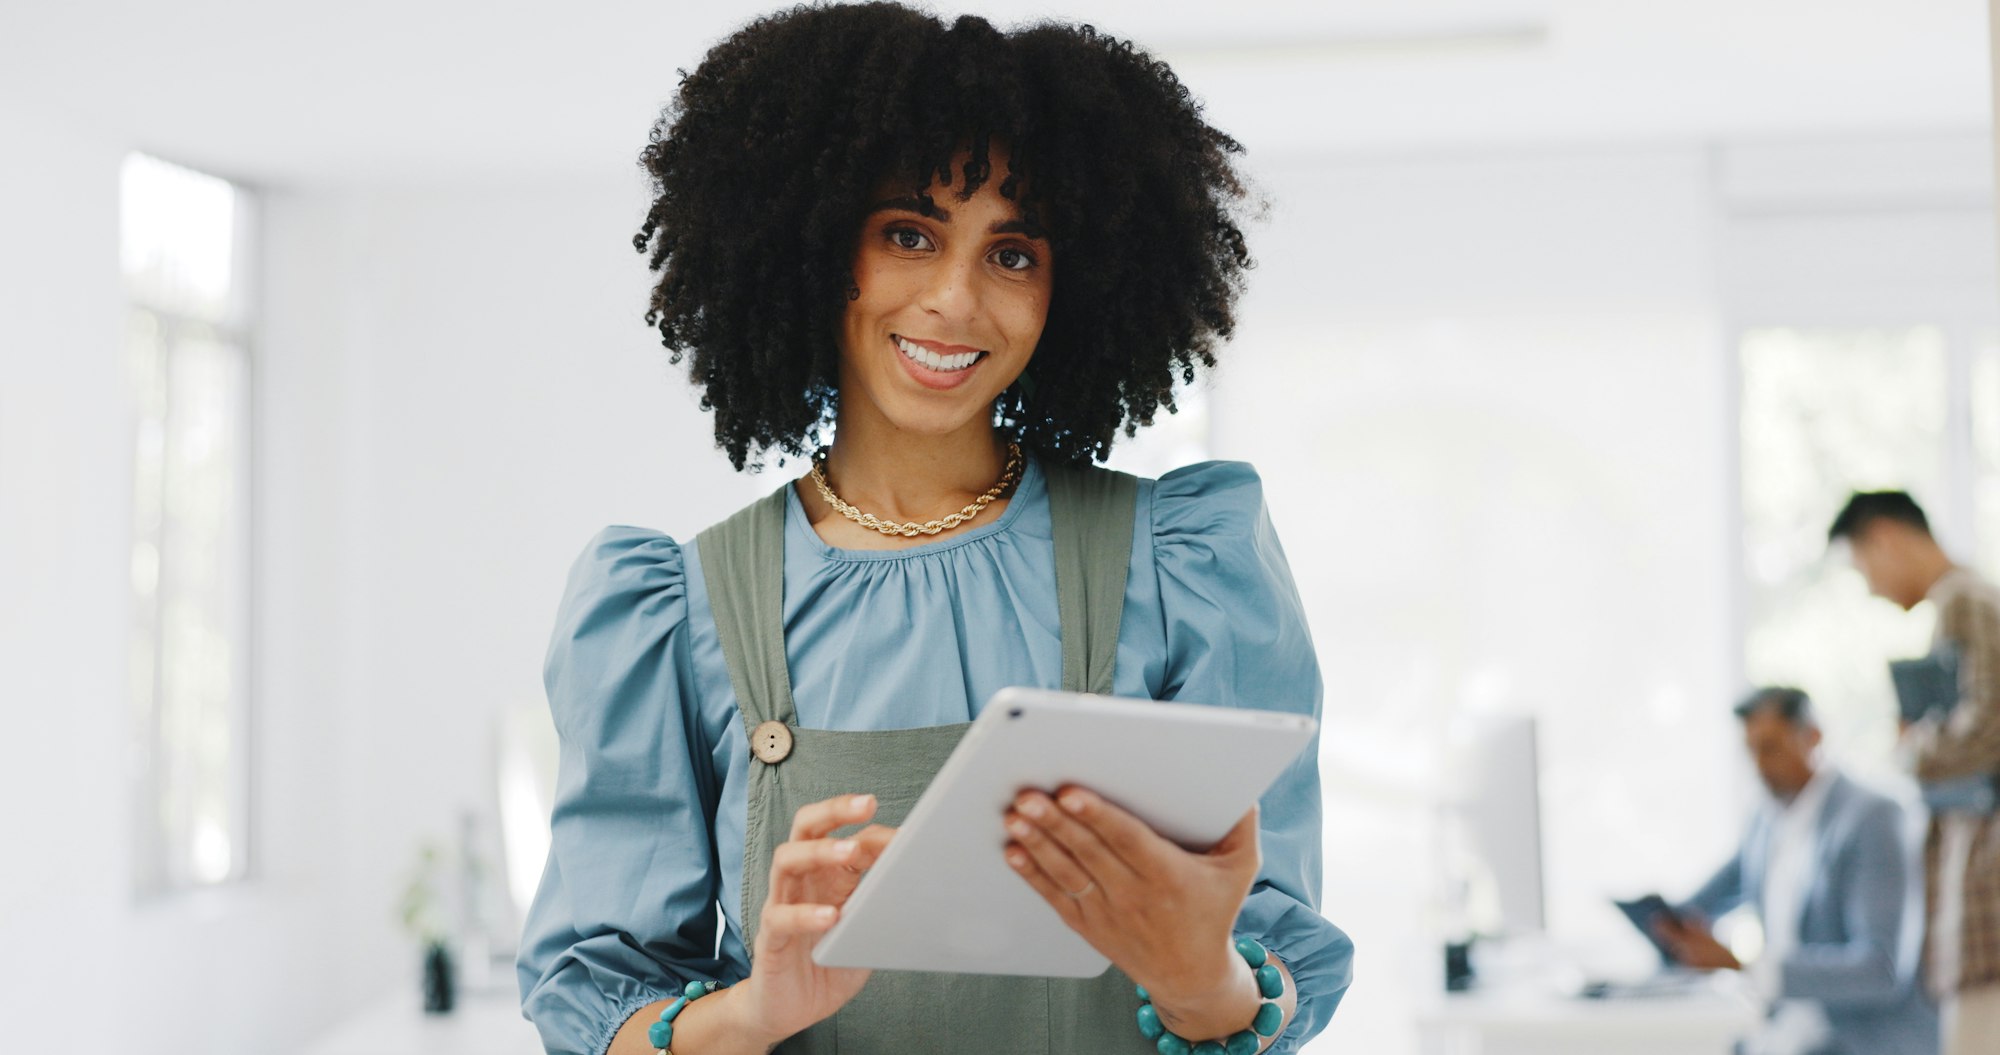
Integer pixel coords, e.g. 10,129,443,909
916,250,981,323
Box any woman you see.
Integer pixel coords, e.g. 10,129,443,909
517,5,1354,1053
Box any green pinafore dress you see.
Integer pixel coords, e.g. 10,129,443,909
693,464,1159,1053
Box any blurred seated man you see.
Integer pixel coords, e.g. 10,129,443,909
1661,687,1936,1055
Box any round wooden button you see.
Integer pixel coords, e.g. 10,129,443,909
750,720,793,764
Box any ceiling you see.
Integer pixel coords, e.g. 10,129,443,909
1,0,1990,188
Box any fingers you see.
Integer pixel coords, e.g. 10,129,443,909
790,793,877,842
1041,786,1176,872
768,821,899,905
771,835,877,881
774,826,895,875
758,902,840,955
847,824,897,856
1656,925,1713,968
1004,842,1085,923
1006,793,1116,898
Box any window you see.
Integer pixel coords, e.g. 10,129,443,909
1972,332,2000,582
122,153,255,895
1738,326,1960,780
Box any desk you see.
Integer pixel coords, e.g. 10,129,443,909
1415,980,1759,1055
304,987,544,1055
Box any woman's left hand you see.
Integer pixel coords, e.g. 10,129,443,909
1003,787,1263,1028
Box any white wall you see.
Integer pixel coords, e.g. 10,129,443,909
1719,134,1999,327
256,177,773,1018
0,98,344,1049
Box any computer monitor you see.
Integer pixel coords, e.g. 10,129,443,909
1443,713,1546,936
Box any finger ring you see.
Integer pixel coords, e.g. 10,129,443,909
1062,881,1095,899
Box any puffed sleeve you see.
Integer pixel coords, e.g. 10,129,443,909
516,527,729,1055
1153,462,1355,1053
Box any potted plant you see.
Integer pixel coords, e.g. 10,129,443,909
399,841,455,1014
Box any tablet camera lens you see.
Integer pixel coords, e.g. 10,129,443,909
1007,707,1023,719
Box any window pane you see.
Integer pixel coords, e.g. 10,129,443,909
127,310,169,892
1973,333,2000,582
156,333,250,886
123,151,252,896
1740,327,1946,777
119,154,237,322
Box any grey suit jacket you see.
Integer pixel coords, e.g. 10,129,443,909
1681,773,1938,1055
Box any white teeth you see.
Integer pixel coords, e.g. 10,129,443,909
896,335,981,372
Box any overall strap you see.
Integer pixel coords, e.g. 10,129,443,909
695,483,796,729
1042,463,1140,695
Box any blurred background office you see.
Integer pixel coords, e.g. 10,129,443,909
4,1,1998,1052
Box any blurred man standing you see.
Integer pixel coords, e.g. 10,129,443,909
1831,490,2000,1053
1660,688,1935,1055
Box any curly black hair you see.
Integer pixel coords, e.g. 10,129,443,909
634,2,1253,470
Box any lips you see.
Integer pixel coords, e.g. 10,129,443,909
894,334,984,371
892,333,987,391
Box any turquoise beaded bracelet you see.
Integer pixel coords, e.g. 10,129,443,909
1134,938,1285,1055
648,978,727,1054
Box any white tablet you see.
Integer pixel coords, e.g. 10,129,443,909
811,687,1318,978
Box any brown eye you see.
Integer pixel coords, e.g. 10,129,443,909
993,247,1035,271
888,227,931,251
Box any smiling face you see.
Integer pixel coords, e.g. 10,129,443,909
835,155,1054,443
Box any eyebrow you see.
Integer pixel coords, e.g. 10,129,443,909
866,196,1045,239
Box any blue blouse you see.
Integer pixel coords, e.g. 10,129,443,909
516,459,1354,1055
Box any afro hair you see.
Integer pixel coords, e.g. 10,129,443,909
634,2,1254,469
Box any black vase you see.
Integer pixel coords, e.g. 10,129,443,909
1443,939,1476,992
422,942,456,1014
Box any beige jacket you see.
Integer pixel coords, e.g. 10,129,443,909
1914,565,2000,993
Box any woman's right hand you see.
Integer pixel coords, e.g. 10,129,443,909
732,793,895,1045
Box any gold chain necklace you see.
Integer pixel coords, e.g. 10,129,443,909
809,443,1024,538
